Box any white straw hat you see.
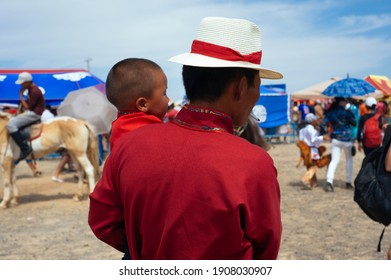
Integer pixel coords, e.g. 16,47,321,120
15,72,33,84
169,17,283,79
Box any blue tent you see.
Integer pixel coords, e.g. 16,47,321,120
0,69,105,106
253,84,290,129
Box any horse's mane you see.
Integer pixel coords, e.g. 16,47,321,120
0,112,12,119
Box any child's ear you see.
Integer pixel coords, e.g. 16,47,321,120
135,97,148,112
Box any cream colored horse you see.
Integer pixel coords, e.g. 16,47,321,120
0,113,100,208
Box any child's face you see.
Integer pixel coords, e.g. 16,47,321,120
147,70,169,120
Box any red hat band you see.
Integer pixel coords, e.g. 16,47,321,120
191,40,262,64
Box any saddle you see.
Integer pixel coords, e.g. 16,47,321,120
20,120,44,141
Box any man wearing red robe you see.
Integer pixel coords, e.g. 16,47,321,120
89,17,283,260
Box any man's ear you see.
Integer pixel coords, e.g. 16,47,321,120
234,76,248,101
135,97,148,112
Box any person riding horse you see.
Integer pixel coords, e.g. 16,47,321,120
6,72,45,163
0,113,100,208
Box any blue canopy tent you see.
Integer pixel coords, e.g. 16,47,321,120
252,84,294,142
253,84,290,128
0,69,105,107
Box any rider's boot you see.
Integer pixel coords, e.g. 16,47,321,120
9,131,32,163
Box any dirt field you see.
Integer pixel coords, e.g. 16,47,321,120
0,143,390,260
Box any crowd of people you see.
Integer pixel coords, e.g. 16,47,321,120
293,96,390,192
295,96,391,260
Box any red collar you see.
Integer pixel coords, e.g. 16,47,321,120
173,104,233,134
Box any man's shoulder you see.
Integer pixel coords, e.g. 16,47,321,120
30,84,41,91
234,137,274,162
114,122,172,144
362,112,376,121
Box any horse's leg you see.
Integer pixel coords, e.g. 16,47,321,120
69,159,83,202
10,163,19,206
0,158,14,208
71,155,95,201
76,155,95,193
0,180,11,209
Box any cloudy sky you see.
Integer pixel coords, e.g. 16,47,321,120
2,0,391,101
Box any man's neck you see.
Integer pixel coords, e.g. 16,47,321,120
190,97,232,116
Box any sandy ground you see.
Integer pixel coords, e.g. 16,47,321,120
0,143,390,260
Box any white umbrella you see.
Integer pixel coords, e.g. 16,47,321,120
351,90,384,100
57,85,117,134
292,76,383,100
291,77,341,100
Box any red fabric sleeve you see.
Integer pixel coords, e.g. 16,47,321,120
88,155,126,252
243,154,282,260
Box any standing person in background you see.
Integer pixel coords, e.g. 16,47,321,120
376,101,389,124
51,153,71,183
308,100,315,114
346,98,360,156
314,100,326,135
381,124,391,260
314,101,324,120
25,159,41,177
38,103,70,183
377,101,390,140
357,97,384,156
89,17,283,260
298,100,310,129
291,101,300,136
359,100,368,116
41,105,55,122
324,97,356,191
385,124,391,171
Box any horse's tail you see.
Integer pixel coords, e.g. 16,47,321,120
84,122,101,181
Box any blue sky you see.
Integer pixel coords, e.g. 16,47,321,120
1,0,391,101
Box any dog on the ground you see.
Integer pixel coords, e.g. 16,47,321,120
296,140,311,168
296,140,331,169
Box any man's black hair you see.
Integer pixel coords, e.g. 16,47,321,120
182,66,258,102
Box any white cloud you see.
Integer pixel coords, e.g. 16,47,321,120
337,14,391,34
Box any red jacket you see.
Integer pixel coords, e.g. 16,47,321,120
110,112,162,150
89,105,282,259
105,111,162,259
